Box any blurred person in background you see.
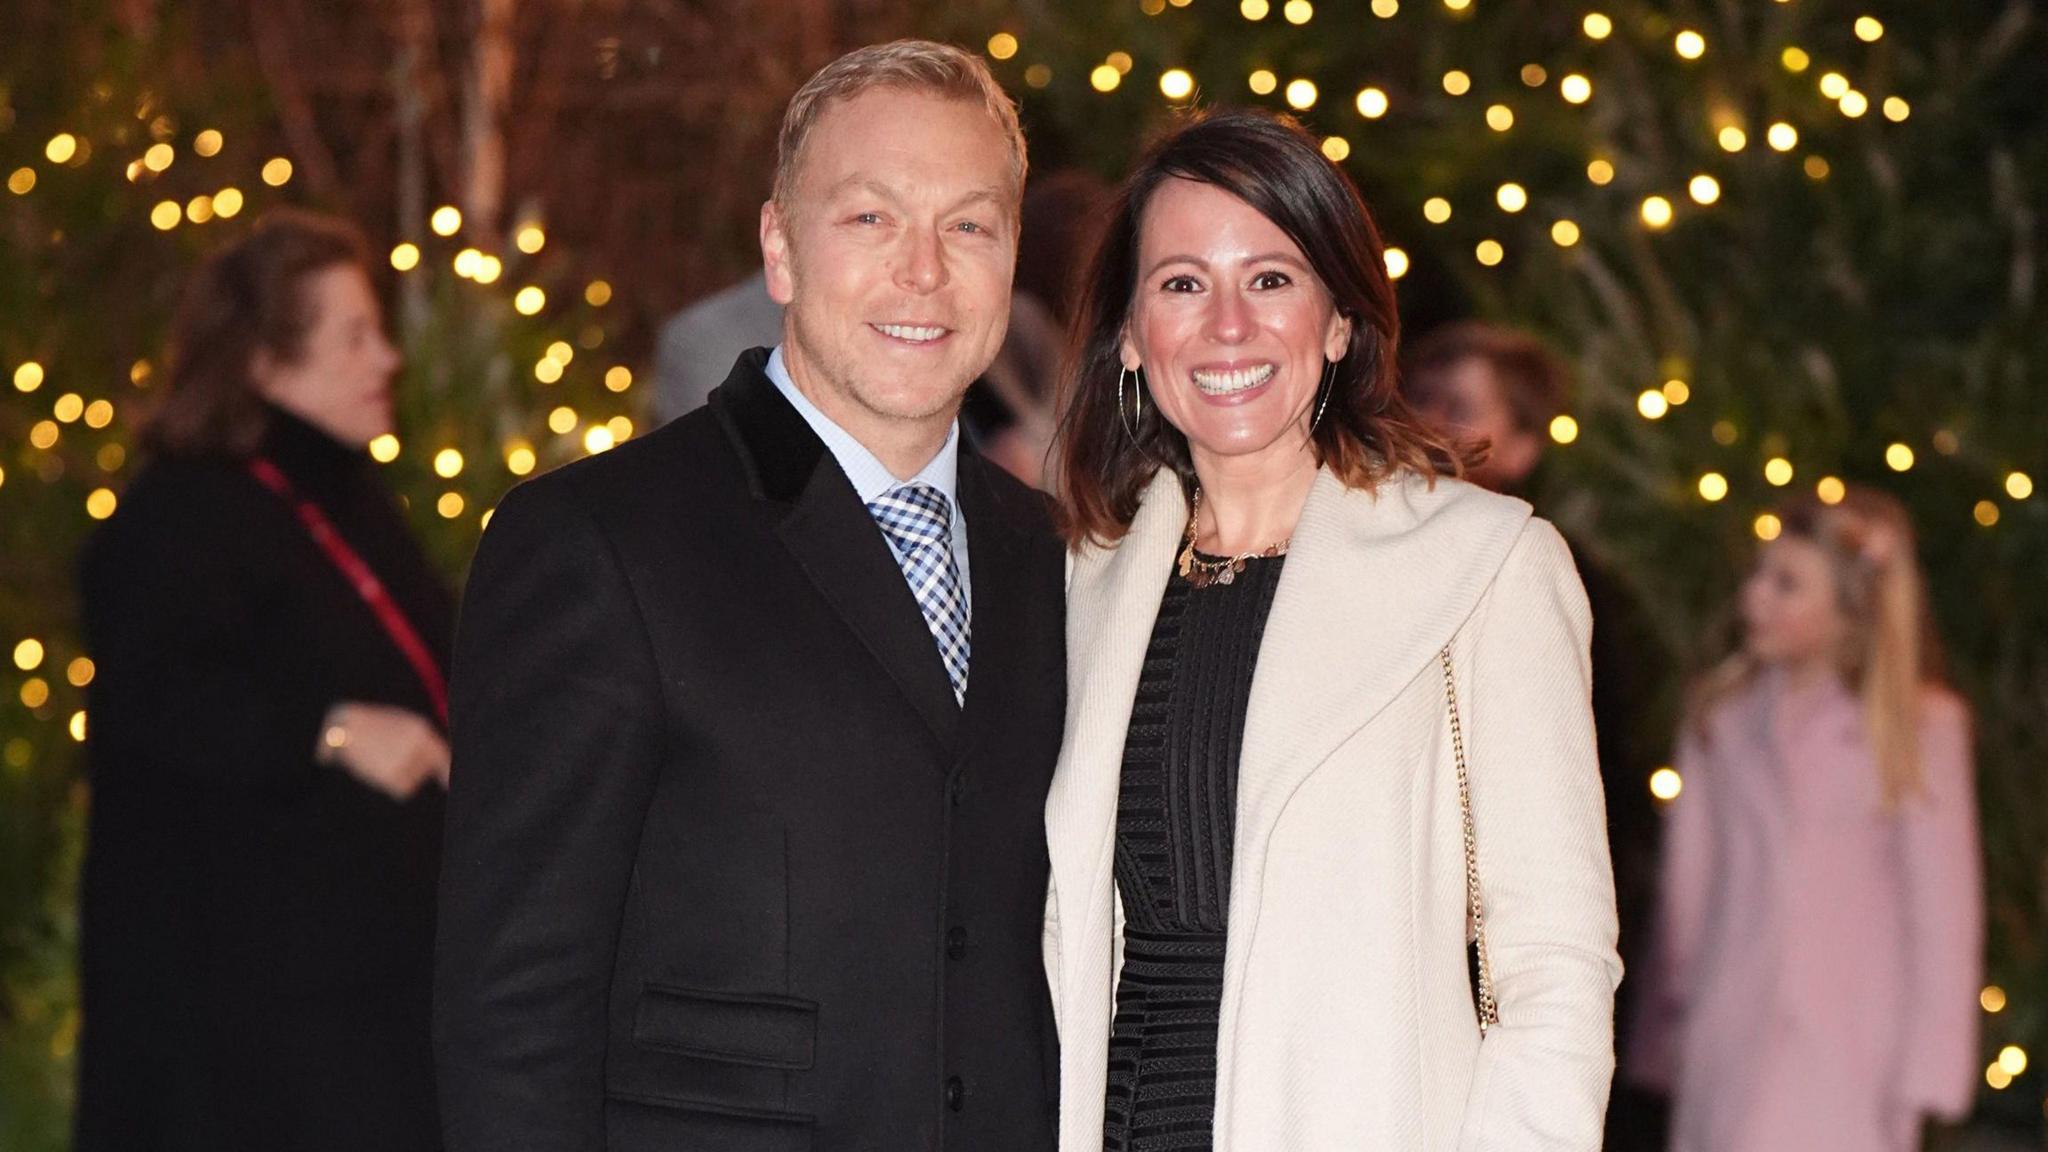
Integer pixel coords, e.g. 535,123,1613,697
967,168,1110,489
1630,486,1981,1151
1402,321,1671,1148
75,208,449,1152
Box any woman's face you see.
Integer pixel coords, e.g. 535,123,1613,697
1741,536,1849,668
254,264,401,448
1121,178,1350,475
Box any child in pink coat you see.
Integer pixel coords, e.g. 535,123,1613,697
1630,486,1982,1151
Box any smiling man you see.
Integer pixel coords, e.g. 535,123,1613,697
434,42,1064,1152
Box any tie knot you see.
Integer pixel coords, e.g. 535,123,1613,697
868,482,952,553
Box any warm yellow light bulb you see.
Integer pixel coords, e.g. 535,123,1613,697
1819,72,1850,100
1839,90,1869,118
1550,415,1580,444
1883,97,1911,122
987,32,1019,59
1249,70,1279,96
1551,219,1581,247
1764,457,1794,486
1587,158,1615,185
1754,513,1783,541
261,157,294,186
1160,69,1196,100
1699,472,1729,502
1091,64,1122,93
434,448,465,479
1486,103,1515,131
1383,247,1410,279
1855,16,1884,42
431,205,463,236
1495,182,1528,212
506,443,537,476
438,492,467,519
368,434,401,463
514,286,547,316
1443,70,1472,97
1560,73,1592,104
46,134,79,164
1356,87,1390,118
1674,30,1706,59
1781,46,1811,73
12,639,44,671
1286,78,1319,109
516,225,546,254
1718,126,1748,152
1767,122,1800,151
1886,443,1915,472
605,366,634,393
87,487,119,520
1424,197,1453,223
1321,136,1351,162
150,200,182,230
1689,174,1722,204
1474,239,1504,266
1817,476,1846,505
1641,195,1675,229
1649,767,1683,801
1283,0,1314,23
1637,390,1669,420
213,186,245,218
1582,12,1612,39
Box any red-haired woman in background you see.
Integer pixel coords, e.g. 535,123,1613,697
76,209,448,1151
1631,486,1982,1150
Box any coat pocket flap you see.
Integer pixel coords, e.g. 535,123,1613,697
633,984,819,1070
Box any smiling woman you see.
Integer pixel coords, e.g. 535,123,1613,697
1045,108,1621,1152
1056,108,1465,547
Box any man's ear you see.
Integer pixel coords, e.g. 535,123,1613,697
761,201,797,306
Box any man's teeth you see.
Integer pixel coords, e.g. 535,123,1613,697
875,323,947,343
1191,363,1277,394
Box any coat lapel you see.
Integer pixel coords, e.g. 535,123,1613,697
711,351,961,750
1216,468,1531,1073
1046,469,1187,1004
953,452,1031,750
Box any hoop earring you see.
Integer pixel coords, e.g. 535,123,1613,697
1308,360,1338,435
1117,365,1146,443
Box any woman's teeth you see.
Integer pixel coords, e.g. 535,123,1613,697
1191,363,1277,395
874,323,947,343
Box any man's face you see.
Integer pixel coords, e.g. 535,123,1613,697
1413,356,1542,492
761,87,1019,452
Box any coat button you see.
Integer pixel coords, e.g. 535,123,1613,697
945,1075,965,1112
946,926,968,960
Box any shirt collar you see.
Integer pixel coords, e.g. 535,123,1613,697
764,344,960,509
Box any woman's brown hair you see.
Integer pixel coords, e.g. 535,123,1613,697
142,208,372,458
1054,108,1467,546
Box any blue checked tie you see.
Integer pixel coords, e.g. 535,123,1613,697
867,482,971,704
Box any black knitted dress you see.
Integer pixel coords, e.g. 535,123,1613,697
1103,552,1286,1152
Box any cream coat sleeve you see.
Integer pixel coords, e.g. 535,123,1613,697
1894,692,1982,1120
1456,519,1622,1151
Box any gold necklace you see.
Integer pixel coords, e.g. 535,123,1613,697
1177,488,1289,588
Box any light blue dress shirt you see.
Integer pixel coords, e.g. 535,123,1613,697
764,345,971,612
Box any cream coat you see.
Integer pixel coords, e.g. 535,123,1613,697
1045,468,1621,1150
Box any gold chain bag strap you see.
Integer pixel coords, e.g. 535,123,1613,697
1440,646,1501,1036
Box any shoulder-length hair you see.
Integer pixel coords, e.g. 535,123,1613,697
1691,484,1953,808
141,208,371,459
1055,107,1467,546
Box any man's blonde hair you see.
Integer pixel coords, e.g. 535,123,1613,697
773,40,1027,212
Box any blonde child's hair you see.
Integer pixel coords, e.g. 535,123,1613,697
1696,485,1944,808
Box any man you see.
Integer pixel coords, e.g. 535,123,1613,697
435,41,1064,1152
1402,321,1672,1152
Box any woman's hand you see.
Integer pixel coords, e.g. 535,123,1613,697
316,701,450,800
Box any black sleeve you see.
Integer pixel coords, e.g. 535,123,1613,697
433,476,667,1151
79,495,331,797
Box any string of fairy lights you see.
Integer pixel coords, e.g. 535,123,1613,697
984,0,2034,1102
984,2,2035,551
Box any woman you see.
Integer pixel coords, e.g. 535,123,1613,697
1044,109,1619,1150
76,209,449,1151
1629,487,1981,1150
